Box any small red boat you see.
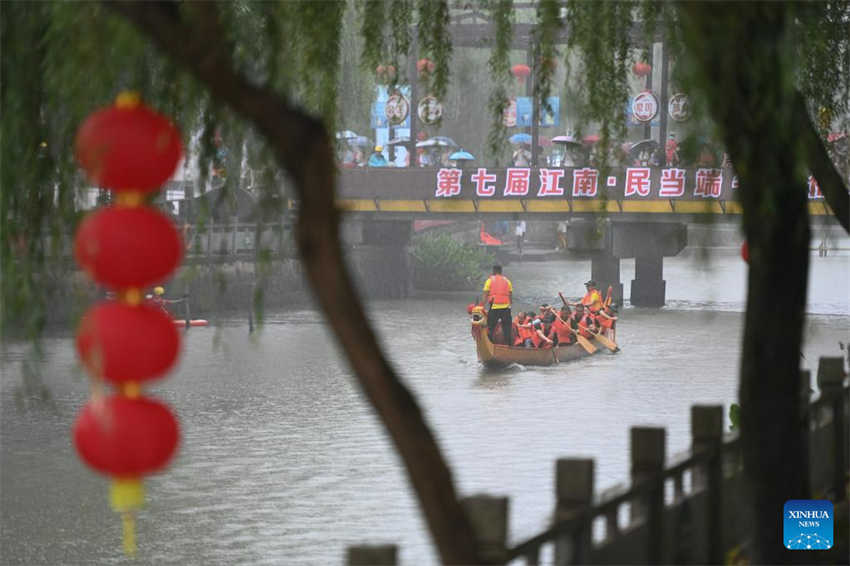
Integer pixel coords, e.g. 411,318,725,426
173,319,209,327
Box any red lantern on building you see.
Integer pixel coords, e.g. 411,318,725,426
741,240,750,263
511,63,531,84
417,58,436,76
376,64,397,84
74,92,183,194
632,61,652,77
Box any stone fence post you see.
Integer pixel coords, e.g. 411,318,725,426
461,494,509,564
631,427,665,564
818,357,848,498
554,458,594,564
692,405,723,563
346,544,397,565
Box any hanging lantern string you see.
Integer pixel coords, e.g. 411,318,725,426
73,92,184,558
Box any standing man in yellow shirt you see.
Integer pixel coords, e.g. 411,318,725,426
482,265,513,345
575,280,603,313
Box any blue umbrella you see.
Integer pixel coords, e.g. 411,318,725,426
509,133,532,145
449,150,475,161
335,130,359,140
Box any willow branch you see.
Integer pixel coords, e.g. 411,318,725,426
793,90,850,234
109,2,481,563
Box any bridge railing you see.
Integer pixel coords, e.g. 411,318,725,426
346,356,848,564
181,221,294,260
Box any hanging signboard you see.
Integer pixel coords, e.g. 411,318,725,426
631,91,659,123
515,97,560,127
417,96,443,125
384,93,410,126
668,93,691,122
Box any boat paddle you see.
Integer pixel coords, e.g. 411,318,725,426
587,327,619,353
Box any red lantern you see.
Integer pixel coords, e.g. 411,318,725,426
632,61,651,77
417,58,436,75
375,64,397,84
75,92,183,193
741,240,749,263
511,63,531,83
74,395,179,478
74,206,182,290
77,302,180,385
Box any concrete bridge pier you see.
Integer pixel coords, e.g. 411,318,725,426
569,220,686,308
631,254,665,308
613,222,686,308
343,220,413,299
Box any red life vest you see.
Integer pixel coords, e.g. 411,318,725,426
512,316,524,345
550,317,574,343
598,313,614,330
487,275,511,305
531,324,552,348
517,321,534,343
577,313,595,338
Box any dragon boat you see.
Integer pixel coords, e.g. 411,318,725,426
470,306,605,368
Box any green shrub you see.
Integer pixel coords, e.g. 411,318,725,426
411,233,494,290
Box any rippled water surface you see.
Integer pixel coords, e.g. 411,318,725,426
2,251,848,565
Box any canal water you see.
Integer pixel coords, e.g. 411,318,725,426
2,250,848,565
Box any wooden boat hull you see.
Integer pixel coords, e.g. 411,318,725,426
471,309,601,368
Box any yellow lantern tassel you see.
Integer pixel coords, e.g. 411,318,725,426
121,512,137,557
110,478,144,557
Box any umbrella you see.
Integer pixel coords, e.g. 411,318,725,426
349,136,372,147
416,136,459,148
449,150,475,161
335,130,359,140
582,134,600,144
386,136,411,146
552,135,581,146
629,139,659,155
509,133,532,145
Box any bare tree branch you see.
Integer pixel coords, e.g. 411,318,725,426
108,2,482,563
794,90,850,234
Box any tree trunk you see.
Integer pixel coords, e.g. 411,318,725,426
678,4,811,562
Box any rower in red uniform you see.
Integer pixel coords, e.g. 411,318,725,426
547,305,576,346
574,304,598,338
597,305,618,340
516,312,536,347
530,319,553,348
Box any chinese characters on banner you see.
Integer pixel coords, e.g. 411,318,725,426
431,168,826,200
